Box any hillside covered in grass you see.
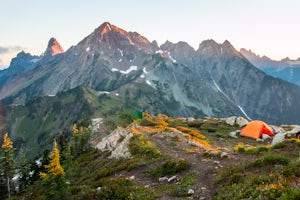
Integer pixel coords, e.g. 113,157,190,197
4,113,299,200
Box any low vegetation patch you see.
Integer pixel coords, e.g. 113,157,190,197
157,171,197,197
215,146,300,200
129,134,162,160
96,178,156,200
147,159,190,179
233,142,270,154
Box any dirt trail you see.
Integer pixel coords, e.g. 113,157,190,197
114,130,259,199
149,132,259,199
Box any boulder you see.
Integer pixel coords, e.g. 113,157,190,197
285,126,300,137
262,134,272,140
225,116,236,126
188,189,195,195
159,177,168,182
236,117,249,127
229,131,238,138
271,133,286,146
226,116,248,127
220,152,229,158
187,117,195,122
168,176,177,183
270,125,285,134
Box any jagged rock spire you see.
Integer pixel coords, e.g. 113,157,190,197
44,37,64,57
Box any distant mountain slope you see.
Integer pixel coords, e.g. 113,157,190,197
2,87,93,158
1,22,300,124
240,48,300,86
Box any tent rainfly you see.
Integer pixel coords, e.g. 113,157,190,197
241,120,274,139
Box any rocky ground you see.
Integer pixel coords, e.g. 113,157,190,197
94,115,300,199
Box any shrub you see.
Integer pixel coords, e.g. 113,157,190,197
251,153,290,168
129,134,161,159
233,143,270,154
97,178,155,200
140,112,168,127
271,142,286,149
282,161,300,177
147,159,190,179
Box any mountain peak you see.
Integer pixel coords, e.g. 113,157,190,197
221,40,241,56
96,22,127,36
222,40,233,48
44,37,64,57
197,39,219,54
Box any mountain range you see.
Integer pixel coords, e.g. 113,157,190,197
240,48,300,86
1,22,300,126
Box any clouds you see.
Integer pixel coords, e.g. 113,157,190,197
0,46,23,69
0,46,22,54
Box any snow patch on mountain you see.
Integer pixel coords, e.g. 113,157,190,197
98,91,110,95
111,68,119,72
111,66,138,74
107,23,112,31
238,105,252,121
120,65,138,74
30,58,41,63
143,67,148,74
212,79,231,100
118,48,123,56
167,52,176,63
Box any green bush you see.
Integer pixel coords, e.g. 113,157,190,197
245,146,269,155
215,165,244,184
278,188,300,200
97,178,155,200
147,159,190,179
282,161,300,177
271,142,286,149
129,134,161,159
251,153,290,168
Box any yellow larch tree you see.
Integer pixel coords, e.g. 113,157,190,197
40,140,65,179
39,140,69,199
1,133,14,198
72,123,79,134
2,133,13,149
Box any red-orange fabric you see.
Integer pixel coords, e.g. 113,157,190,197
241,120,274,139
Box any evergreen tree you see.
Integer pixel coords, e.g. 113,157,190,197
1,133,14,198
18,149,31,190
70,126,91,157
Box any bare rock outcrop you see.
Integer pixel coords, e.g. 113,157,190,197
95,127,133,159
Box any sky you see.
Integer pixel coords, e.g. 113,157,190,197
0,0,300,69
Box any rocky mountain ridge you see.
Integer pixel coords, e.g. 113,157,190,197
1,22,300,124
240,48,300,86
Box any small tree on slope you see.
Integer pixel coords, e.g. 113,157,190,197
1,133,14,198
40,140,68,199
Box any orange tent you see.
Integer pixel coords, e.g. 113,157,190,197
241,120,274,139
